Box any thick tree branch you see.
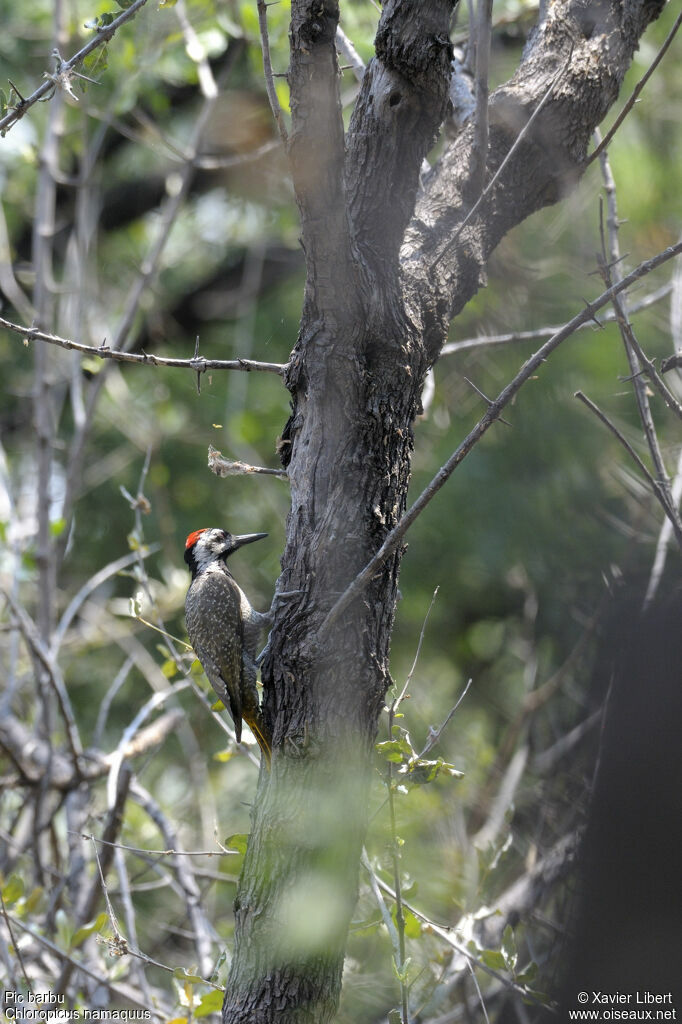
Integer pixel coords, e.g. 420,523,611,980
288,0,355,325
0,710,182,789
588,7,682,165
401,0,667,363
345,0,455,266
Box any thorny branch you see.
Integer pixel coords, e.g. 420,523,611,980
588,8,682,165
0,317,285,374
575,390,682,550
441,283,673,356
596,144,682,542
0,0,153,134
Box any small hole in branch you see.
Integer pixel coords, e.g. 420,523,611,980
389,92,402,107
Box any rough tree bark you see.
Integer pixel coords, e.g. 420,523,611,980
222,2,666,1021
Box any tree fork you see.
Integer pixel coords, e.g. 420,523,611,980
222,1,667,1021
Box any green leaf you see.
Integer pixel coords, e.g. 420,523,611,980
516,961,539,986
49,517,67,537
376,739,411,763
195,990,223,1017
502,923,517,973
161,658,178,679
71,911,109,949
24,886,45,914
209,950,227,984
83,45,108,74
351,912,382,937
392,955,411,983
213,748,236,763
403,907,422,939
173,967,205,984
55,908,73,949
480,948,506,971
224,833,249,854
1,874,24,905
211,698,226,712
521,988,552,1007
274,79,290,114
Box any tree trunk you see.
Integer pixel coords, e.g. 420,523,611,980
222,2,665,1020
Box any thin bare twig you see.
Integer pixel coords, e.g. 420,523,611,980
0,890,33,995
361,849,408,1019
467,958,492,1024
1,587,84,764
51,545,159,656
106,682,190,809
196,138,281,170
52,768,131,998
575,390,682,549
596,146,682,543
435,47,572,268
464,376,512,426
418,678,473,759
257,0,289,145
441,282,673,356
176,0,218,101
336,25,365,83
588,8,682,166
0,316,285,374
393,587,439,713
0,0,153,133
74,831,241,858
645,261,682,605
7,912,166,1018
472,0,493,195
130,780,215,978
614,321,682,421
318,240,682,638
370,874,552,1007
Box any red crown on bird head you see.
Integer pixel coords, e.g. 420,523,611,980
185,529,208,549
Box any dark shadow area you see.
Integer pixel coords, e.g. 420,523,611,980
546,584,682,1017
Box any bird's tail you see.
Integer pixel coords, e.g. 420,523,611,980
244,712,272,770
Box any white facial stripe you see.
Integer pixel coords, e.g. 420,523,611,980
192,531,226,571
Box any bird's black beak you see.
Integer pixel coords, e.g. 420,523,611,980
229,532,268,553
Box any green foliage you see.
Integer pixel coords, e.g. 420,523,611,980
1,873,24,905
71,912,109,949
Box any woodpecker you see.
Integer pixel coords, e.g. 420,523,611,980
184,527,272,766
